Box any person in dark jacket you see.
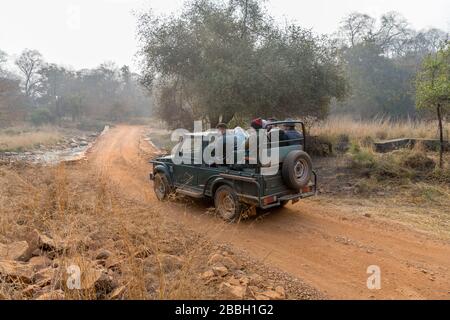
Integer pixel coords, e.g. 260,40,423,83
283,120,303,145
265,118,289,147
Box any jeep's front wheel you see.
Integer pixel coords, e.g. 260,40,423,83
214,185,241,222
154,172,171,201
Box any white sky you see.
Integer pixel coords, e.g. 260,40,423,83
1,0,449,72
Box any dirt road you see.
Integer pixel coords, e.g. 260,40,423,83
87,125,450,299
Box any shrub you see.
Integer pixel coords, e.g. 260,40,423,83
335,134,350,153
402,153,435,172
30,108,53,126
361,135,375,147
349,144,377,169
349,144,413,180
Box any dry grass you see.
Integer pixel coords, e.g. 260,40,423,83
0,162,215,300
310,116,450,143
0,126,63,152
0,162,315,300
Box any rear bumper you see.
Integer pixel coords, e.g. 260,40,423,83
259,191,314,209
243,171,317,209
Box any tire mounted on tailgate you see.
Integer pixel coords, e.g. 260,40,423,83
282,150,312,189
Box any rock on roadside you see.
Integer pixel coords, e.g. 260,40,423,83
0,241,31,261
0,260,33,283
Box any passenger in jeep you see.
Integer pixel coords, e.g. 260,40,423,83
266,118,289,147
283,120,303,145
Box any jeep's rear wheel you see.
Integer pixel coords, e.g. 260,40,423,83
154,173,171,201
214,185,241,222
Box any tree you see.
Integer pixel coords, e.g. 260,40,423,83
137,0,347,128
335,41,416,119
334,12,447,119
339,12,375,47
375,12,410,57
416,42,450,168
15,49,44,100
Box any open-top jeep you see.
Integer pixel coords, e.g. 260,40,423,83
149,120,317,221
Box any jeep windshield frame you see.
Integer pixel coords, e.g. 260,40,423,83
266,120,306,150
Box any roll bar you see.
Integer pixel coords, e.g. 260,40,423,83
266,120,306,150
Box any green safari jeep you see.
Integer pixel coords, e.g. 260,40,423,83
149,120,317,221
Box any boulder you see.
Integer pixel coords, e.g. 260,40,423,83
95,273,118,295
29,256,52,271
27,230,63,257
0,259,33,283
259,287,286,300
221,282,247,299
208,253,239,270
255,293,271,300
95,249,112,260
32,267,55,285
201,270,215,280
160,254,184,273
239,276,250,286
248,273,263,285
0,241,30,261
105,256,122,272
212,265,228,277
80,267,104,290
221,256,239,270
208,253,224,265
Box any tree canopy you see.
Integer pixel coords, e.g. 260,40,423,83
331,12,448,119
136,0,347,128
416,43,450,111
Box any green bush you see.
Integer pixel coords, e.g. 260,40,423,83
349,144,413,180
30,108,53,126
349,143,377,169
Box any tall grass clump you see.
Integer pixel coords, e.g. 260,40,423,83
310,116,449,143
0,126,63,152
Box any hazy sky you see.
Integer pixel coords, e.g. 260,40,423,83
1,0,449,72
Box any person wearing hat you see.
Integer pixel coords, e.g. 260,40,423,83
283,119,303,146
244,118,265,162
216,123,228,135
264,117,288,147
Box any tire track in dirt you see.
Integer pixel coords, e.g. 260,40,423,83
87,125,450,299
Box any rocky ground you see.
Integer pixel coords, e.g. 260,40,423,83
0,229,321,300
0,130,101,165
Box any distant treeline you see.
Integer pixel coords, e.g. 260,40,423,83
0,50,152,128
136,0,448,129
1,0,448,130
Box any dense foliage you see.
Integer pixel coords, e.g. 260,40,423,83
137,0,347,129
333,12,448,119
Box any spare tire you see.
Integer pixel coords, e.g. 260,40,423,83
282,150,313,189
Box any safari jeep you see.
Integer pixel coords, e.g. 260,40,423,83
149,120,317,221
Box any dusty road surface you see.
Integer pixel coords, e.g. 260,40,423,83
87,125,450,299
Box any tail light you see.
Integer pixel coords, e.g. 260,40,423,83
302,185,312,193
263,196,277,205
